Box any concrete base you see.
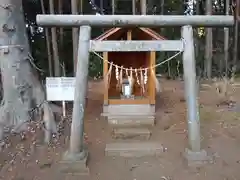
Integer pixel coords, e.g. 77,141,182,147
59,149,89,175
105,142,163,157
183,148,213,167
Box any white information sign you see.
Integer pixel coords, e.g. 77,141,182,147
46,77,76,101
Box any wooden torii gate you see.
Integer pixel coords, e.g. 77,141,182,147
36,15,235,174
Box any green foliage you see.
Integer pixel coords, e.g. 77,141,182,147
89,53,103,78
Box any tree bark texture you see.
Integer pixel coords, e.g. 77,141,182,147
204,0,213,79
80,0,83,14
224,0,230,75
112,0,115,14
40,0,53,76
140,0,147,15
195,0,199,58
58,0,64,48
0,0,56,142
49,0,60,77
232,0,239,76
71,0,79,73
100,0,104,14
132,0,136,15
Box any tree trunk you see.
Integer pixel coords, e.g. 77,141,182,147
58,0,64,76
132,0,136,14
161,0,164,15
58,0,64,48
232,0,239,77
71,0,79,73
49,0,60,77
195,0,199,58
224,0,230,76
80,0,83,14
160,0,164,32
160,0,169,77
204,0,213,79
40,0,53,76
140,0,147,15
0,0,56,141
100,0,104,14
112,0,115,14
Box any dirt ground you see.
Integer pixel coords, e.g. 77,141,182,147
1,79,240,180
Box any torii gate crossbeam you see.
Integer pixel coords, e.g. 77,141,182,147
37,15,235,27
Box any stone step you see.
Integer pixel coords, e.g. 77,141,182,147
105,142,163,157
102,112,156,117
108,115,155,119
112,128,151,140
104,104,155,116
108,116,155,127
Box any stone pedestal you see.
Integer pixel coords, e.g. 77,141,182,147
183,148,213,167
59,148,89,175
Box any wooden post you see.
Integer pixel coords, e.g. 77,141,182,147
127,30,132,40
149,51,156,104
69,25,91,154
103,52,109,105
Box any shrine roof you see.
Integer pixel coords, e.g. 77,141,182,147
94,27,166,41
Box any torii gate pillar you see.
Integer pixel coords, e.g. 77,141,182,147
182,25,212,166
59,26,91,175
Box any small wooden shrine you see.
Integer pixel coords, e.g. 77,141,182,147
94,27,166,109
